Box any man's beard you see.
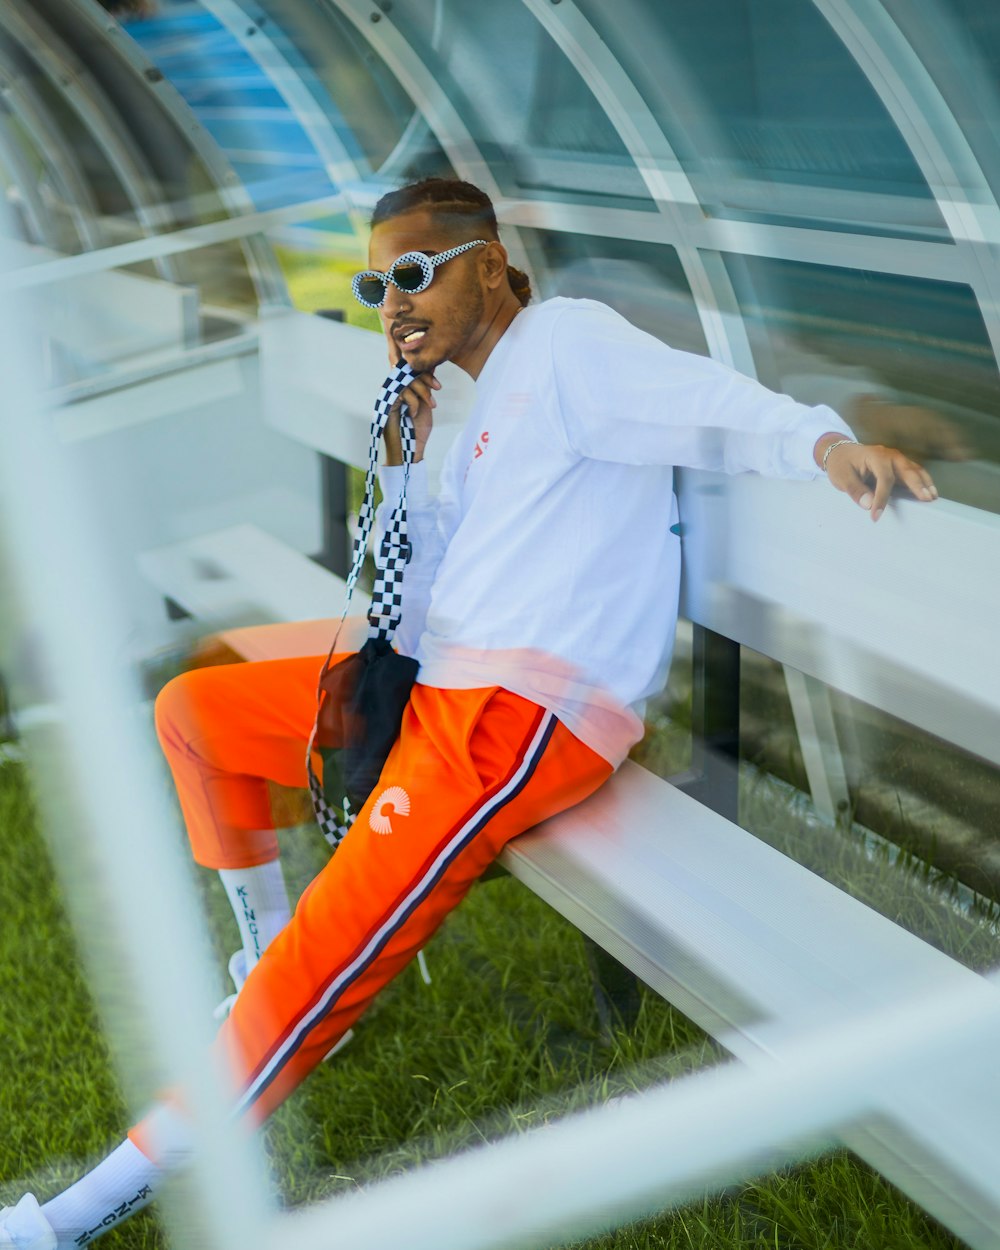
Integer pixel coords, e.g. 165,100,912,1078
436,281,486,367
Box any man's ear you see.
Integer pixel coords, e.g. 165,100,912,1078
482,241,509,290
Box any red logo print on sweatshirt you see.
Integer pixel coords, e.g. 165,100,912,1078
464,430,491,483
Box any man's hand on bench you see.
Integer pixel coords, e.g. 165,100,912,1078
815,433,939,523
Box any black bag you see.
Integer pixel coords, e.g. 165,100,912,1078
316,638,419,812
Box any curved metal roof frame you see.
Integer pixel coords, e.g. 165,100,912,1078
521,0,756,374
375,0,442,183
529,0,990,377
480,0,972,328
566,0,952,244
324,0,537,286
326,0,501,197
0,110,57,249
377,110,438,184
883,0,1000,205
191,0,373,264
0,0,291,307
74,0,288,306
196,0,369,190
0,43,103,253
3,0,995,372
326,0,971,379
304,0,1000,384
812,0,1000,368
3,0,180,283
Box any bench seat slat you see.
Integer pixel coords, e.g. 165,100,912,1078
502,762,979,1058
138,522,366,626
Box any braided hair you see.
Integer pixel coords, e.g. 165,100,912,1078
371,177,532,308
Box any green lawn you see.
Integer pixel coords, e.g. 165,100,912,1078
0,753,969,1250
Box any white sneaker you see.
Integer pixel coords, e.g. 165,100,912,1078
213,949,354,1059
0,1194,56,1250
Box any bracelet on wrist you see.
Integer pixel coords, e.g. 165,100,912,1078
821,438,857,472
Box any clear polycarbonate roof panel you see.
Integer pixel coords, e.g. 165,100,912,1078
0,106,58,249
722,253,1000,511
255,0,441,176
0,63,92,256
120,0,457,225
888,0,1000,209
527,230,709,359
206,0,449,179
377,0,656,207
123,1,343,211
0,0,285,311
936,0,1000,74
577,0,949,238
0,41,138,243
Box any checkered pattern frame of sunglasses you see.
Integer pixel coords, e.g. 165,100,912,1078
352,239,489,307
306,361,418,846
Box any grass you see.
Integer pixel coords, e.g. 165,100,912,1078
0,753,971,1250
735,762,1000,973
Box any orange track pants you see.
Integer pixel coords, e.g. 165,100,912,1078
150,652,611,1125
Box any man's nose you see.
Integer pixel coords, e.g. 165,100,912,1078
381,281,413,318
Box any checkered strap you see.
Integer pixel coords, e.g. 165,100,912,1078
306,361,418,847
366,367,417,642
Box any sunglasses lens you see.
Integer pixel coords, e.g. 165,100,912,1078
356,275,386,306
392,262,427,293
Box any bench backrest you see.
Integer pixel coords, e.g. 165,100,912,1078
678,468,1000,769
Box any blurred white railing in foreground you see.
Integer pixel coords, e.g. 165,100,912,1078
272,971,1000,1250
0,216,270,1250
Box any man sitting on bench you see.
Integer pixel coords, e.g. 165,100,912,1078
0,176,938,1250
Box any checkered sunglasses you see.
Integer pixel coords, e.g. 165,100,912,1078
352,240,489,308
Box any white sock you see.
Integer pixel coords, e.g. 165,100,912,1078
41,1139,164,1248
218,859,291,971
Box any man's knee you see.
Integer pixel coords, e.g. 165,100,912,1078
154,668,212,756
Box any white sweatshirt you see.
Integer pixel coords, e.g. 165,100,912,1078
375,297,852,766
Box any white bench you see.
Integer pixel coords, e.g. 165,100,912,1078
138,522,366,631
136,308,1000,1247
11,240,199,390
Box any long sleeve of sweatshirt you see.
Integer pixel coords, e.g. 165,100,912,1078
551,303,853,476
